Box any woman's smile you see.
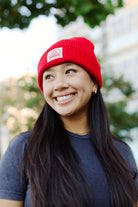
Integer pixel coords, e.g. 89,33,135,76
54,93,76,104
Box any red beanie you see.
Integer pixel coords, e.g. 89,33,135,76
38,37,102,92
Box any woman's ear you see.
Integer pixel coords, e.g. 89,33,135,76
89,74,98,95
91,76,98,95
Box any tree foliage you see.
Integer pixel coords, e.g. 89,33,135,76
0,0,123,29
102,73,138,140
0,75,44,135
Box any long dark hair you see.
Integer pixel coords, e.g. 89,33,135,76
25,89,137,207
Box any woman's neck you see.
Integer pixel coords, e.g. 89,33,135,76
60,113,90,135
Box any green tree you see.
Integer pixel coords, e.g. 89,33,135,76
0,0,123,29
17,75,44,113
102,72,138,140
0,75,44,135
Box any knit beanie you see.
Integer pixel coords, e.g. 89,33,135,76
38,37,102,92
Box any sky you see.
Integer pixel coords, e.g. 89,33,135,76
0,15,57,80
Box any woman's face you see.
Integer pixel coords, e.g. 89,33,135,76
42,63,97,118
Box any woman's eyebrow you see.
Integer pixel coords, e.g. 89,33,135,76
45,68,52,72
44,63,77,72
65,62,76,67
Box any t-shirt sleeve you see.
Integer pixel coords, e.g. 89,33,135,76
0,132,29,201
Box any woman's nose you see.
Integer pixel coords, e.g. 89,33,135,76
53,76,69,91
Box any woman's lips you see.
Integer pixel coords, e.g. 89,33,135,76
55,93,76,104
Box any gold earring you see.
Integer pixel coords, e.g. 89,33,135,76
94,90,97,95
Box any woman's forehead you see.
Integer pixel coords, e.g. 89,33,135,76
44,62,79,73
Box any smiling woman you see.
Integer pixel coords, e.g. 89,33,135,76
0,37,137,207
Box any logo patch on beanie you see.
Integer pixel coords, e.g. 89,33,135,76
47,47,63,62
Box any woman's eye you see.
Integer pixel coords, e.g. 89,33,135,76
66,69,76,74
45,74,53,80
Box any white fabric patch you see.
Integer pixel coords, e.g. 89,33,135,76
47,47,63,62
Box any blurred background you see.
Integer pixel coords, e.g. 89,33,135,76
0,0,138,165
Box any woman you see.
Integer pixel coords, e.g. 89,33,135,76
0,37,137,207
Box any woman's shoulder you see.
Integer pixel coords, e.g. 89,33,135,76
0,131,31,201
113,138,137,173
10,131,31,148
3,131,31,161
113,138,132,153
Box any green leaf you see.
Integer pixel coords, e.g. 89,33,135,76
0,0,123,29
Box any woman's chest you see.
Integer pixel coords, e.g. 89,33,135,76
24,140,111,207
71,139,111,207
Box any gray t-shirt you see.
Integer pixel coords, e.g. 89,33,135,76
0,131,137,206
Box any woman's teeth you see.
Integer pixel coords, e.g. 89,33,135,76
56,94,74,102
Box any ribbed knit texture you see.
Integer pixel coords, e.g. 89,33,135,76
38,37,102,92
